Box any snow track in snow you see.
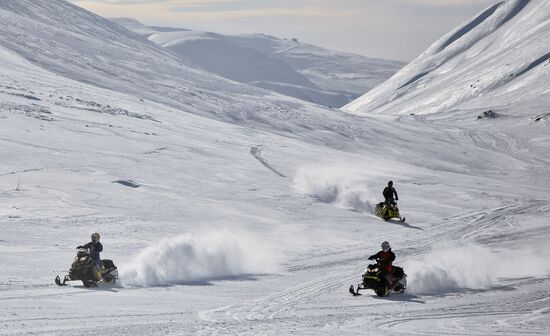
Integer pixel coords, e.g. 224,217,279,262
250,146,286,178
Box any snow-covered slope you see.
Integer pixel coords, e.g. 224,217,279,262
113,18,404,108
150,31,322,99
226,34,403,102
1,1,549,335
344,0,550,122
0,0,337,137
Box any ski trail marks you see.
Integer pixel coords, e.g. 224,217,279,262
250,146,286,178
0,168,43,177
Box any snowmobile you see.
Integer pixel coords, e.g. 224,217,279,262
55,248,118,287
349,258,407,297
375,201,405,222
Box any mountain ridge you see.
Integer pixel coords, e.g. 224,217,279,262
344,0,550,122
112,17,404,108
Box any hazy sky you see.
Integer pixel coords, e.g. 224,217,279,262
70,0,496,61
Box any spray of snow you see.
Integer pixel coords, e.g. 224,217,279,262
293,166,378,213
120,230,279,287
406,241,550,295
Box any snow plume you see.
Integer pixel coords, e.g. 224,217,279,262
293,166,377,213
120,230,279,287
406,241,550,295
405,242,496,295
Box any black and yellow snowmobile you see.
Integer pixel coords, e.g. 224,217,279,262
375,202,405,222
349,258,407,297
55,248,118,287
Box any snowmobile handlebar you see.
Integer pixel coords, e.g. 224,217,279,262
369,257,389,265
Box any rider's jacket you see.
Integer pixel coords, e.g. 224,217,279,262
369,249,395,273
82,241,103,263
383,186,398,202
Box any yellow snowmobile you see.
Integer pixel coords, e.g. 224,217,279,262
55,248,118,287
375,202,405,222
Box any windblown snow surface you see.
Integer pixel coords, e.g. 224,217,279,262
0,0,549,335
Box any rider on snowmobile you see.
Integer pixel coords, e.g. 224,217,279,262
383,181,398,205
368,241,395,287
382,181,399,219
77,233,103,281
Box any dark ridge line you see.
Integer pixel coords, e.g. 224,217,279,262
514,52,550,78
397,71,429,90
437,1,503,52
112,180,140,188
500,0,531,28
534,113,549,122
397,0,533,92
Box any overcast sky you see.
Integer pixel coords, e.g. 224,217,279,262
70,0,496,61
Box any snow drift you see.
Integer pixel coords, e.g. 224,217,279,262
406,241,550,295
120,230,279,287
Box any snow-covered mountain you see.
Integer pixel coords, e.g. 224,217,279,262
1,1,549,335
113,18,404,108
344,0,550,123
0,0,334,135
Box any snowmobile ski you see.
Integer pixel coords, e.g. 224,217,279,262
55,275,68,286
349,285,361,296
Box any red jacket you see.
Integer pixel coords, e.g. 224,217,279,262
369,249,395,273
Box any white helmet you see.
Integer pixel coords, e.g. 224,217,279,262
91,232,100,242
381,241,390,252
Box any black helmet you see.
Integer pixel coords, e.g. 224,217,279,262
91,232,100,242
388,180,393,186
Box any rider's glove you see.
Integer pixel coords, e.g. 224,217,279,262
368,256,375,260
76,245,83,249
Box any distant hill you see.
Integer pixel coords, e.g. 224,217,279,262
112,18,404,108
